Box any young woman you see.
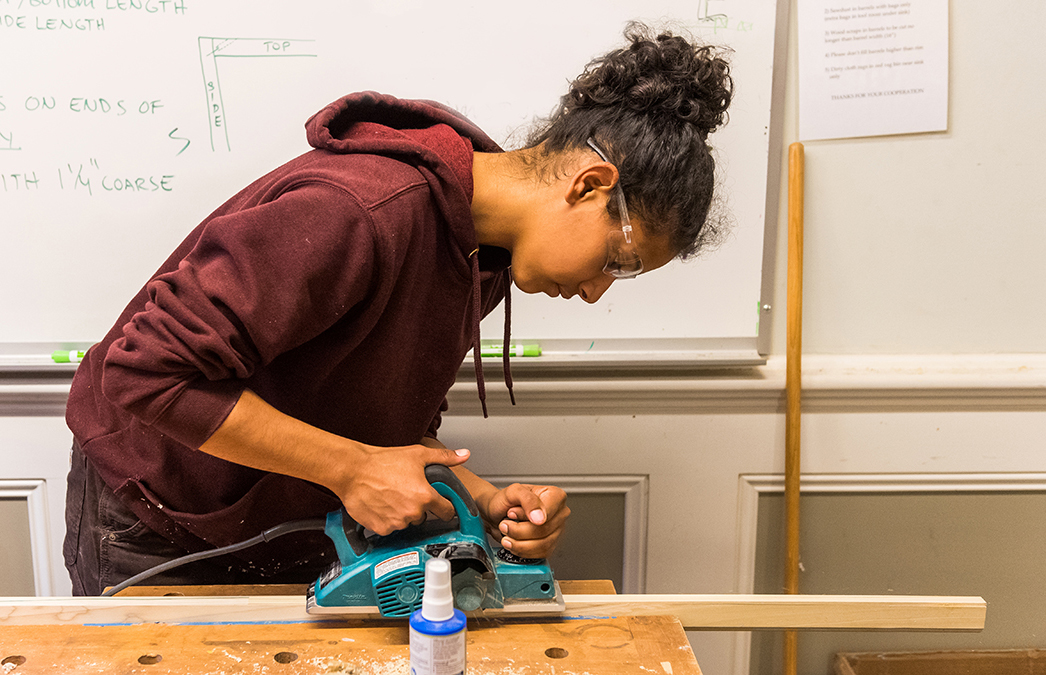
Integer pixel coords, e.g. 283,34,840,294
64,23,732,595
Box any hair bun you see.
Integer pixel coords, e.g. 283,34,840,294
526,22,734,259
568,23,733,137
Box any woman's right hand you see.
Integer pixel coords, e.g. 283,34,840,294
334,442,472,535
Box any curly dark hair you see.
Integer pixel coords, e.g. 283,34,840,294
527,22,733,259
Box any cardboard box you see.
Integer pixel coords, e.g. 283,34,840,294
835,650,1046,675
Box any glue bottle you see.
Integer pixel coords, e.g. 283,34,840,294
409,558,466,675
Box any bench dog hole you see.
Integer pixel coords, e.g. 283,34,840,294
274,652,299,664
545,648,569,659
138,654,163,665
2,656,27,667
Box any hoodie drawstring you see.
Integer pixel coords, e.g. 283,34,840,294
469,249,515,418
469,250,488,418
502,268,515,406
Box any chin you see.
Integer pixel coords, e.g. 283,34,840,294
511,276,544,296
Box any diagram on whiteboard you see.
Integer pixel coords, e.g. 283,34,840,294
1,0,781,349
198,37,317,152
697,0,756,33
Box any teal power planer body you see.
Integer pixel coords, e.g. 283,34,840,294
307,465,564,617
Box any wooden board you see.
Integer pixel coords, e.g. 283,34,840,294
564,594,986,631
0,593,985,631
0,614,698,675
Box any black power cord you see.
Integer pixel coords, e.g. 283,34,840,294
101,518,327,597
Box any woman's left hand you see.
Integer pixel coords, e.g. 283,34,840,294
485,483,570,559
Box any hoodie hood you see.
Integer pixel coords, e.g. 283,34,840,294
307,91,502,155
307,92,514,417
306,92,503,272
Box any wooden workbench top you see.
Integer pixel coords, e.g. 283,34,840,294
0,614,698,674
0,580,702,674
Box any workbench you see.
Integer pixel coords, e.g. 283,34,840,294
0,581,703,674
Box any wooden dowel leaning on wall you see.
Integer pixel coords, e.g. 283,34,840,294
784,141,805,675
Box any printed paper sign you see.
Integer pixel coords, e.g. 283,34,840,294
799,0,949,140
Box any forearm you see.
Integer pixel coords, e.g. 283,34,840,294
198,388,361,494
199,390,471,535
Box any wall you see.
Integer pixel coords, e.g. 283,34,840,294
767,1,1046,355
1,3,1044,675
0,498,35,595
752,491,1046,675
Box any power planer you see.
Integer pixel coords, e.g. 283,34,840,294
307,465,565,617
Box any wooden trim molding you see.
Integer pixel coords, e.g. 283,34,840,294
3,354,1044,417
447,354,1046,415
0,383,71,417
486,474,648,594
735,472,1046,597
731,473,1046,675
0,479,54,596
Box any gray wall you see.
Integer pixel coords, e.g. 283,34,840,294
0,498,35,596
752,492,1046,675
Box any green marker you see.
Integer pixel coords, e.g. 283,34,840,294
479,343,541,358
52,349,86,364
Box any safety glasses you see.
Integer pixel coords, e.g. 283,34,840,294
586,138,644,279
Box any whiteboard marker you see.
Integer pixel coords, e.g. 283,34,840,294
478,343,541,358
52,349,86,363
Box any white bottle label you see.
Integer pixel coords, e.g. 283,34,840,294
409,627,465,675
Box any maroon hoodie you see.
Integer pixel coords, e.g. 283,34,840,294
65,92,511,572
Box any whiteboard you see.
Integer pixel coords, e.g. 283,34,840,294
0,0,781,362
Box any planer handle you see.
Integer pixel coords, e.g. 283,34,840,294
335,463,484,558
424,464,479,518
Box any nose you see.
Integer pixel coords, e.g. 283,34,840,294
578,274,615,304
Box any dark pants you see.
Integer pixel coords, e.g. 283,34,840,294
63,443,331,596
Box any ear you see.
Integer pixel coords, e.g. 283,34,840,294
564,161,619,206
